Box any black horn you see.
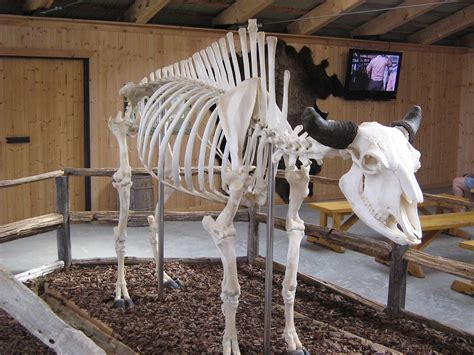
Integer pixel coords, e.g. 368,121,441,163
391,105,422,143
302,107,358,149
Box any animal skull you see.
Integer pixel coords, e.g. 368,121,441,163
303,106,423,245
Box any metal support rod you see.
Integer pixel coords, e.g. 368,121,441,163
157,179,165,300
157,132,165,301
55,176,71,267
263,144,275,354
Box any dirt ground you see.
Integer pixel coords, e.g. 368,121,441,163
1,261,473,354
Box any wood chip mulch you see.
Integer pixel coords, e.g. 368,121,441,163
1,261,473,354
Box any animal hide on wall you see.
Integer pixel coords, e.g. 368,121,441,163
275,41,345,125
274,41,345,202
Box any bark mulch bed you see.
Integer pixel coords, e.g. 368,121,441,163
1,261,473,354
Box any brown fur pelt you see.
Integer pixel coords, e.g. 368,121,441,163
275,41,344,127
273,41,344,202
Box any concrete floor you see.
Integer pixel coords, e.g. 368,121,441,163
1,203,473,334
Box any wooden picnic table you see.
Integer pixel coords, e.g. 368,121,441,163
308,196,474,278
450,240,474,296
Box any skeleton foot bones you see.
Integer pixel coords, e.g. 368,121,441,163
109,18,423,352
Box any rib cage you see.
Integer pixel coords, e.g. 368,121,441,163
130,20,285,205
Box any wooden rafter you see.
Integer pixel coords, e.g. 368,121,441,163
124,0,170,24
23,0,54,12
287,0,366,35
408,4,474,44
351,0,443,37
458,33,474,48
212,0,274,26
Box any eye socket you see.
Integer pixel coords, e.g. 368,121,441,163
361,153,380,173
349,147,360,160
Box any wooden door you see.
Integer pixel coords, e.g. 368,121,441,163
0,58,85,224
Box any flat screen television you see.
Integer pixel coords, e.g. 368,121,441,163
344,49,403,100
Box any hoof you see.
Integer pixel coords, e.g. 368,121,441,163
113,299,125,309
125,298,135,307
175,278,183,288
164,278,182,289
288,348,310,355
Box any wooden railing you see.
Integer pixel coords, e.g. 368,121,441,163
1,168,473,320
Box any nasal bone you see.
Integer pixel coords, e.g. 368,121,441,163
398,164,423,203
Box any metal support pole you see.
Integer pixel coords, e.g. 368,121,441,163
157,131,165,301
157,179,165,300
55,176,71,267
264,144,275,354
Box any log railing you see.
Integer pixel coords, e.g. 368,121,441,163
0,170,64,188
0,213,64,244
1,168,474,319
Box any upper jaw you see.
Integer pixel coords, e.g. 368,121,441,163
340,172,422,246
366,208,421,246
367,196,422,246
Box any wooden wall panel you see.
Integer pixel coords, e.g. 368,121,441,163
0,15,471,212
0,58,84,224
457,53,474,177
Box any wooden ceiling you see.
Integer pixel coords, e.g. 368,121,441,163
2,0,474,47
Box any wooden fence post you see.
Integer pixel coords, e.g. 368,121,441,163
55,176,71,267
387,243,409,317
247,204,259,264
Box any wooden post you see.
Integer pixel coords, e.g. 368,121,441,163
55,176,71,267
387,243,409,317
247,204,259,264
0,267,105,354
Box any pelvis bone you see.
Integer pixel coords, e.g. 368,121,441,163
303,106,423,245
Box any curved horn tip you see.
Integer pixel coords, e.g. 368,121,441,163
303,106,315,116
411,105,422,115
391,105,423,143
303,106,324,121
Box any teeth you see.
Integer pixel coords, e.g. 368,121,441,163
360,188,421,244
360,193,388,223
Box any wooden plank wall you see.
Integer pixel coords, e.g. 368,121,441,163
0,57,84,224
0,15,472,212
456,53,474,177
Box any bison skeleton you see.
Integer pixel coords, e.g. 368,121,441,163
109,19,423,354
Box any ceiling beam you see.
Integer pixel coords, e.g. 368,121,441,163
408,4,474,44
212,0,274,26
287,0,366,35
23,0,54,12
458,33,474,48
124,0,170,23
351,0,443,37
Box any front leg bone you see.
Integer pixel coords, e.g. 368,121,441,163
282,165,310,353
109,111,134,308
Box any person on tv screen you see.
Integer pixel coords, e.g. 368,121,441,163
366,54,392,91
386,63,398,91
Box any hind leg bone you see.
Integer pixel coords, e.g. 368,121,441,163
148,204,181,289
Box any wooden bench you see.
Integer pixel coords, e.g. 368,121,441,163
423,193,472,238
408,212,474,277
450,240,474,296
307,199,436,253
307,201,356,252
308,199,474,278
